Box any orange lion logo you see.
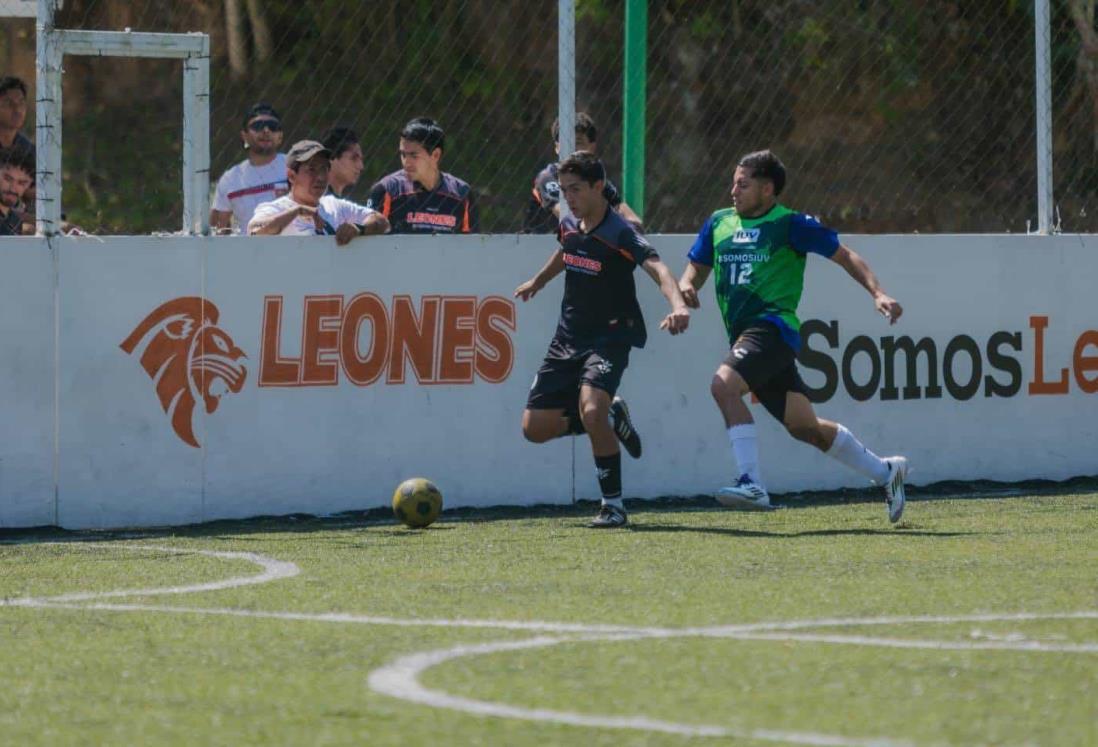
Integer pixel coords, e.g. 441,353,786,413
120,297,247,448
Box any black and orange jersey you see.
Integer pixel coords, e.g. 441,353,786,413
366,170,478,234
523,161,624,234
553,208,657,349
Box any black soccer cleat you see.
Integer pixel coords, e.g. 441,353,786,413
589,504,628,528
609,396,642,459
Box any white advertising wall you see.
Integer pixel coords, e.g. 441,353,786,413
1,233,1095,528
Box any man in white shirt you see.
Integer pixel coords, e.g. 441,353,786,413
210,103,289,234
248,140,389,245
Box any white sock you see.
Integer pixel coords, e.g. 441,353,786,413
601,497,624,509
827,424,890,484
727,424,762,485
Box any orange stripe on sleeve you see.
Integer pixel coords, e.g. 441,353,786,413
382,192,392,217
462,201,471,233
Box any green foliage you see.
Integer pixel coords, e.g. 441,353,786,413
18,0,1098,232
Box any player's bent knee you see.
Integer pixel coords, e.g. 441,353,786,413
711,373,746,403
521,411,555,443
578,400,607,430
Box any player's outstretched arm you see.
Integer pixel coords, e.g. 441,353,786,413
643,258,690,335
830,244,903,324
678,261,711,309
514,250,566,302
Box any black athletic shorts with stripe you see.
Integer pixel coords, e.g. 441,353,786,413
724,321,808,422
526,337,630,412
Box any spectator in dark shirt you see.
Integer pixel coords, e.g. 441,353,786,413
523,112,642,234
367,117,477,234
322,127,364,199
0,150,34,236
0,76,32,162
0,76,34,226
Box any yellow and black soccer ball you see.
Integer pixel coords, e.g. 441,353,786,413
392,478,443,528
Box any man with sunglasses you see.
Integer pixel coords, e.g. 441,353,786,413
211,103,290,234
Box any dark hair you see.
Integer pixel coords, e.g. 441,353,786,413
322,127,359,160
0,149,35,180
558,150,606,185
738,150,786,196
551,112,597,144
242,102,280,129
401,117,445,153
0,76,27,99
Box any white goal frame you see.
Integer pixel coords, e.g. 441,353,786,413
34,0,210,236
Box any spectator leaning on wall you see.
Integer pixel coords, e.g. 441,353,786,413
248,139,388,244
0,150,34,236
211,103,290,234
366,117,478,234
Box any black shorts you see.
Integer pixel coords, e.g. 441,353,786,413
724,322,808,422
526,337,630,412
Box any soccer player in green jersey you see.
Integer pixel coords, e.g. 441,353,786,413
679,150,909,522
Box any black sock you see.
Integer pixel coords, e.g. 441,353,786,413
594,452,622,500
566,412,586,435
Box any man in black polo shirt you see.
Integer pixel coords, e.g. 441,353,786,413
514,151,690,528
366,117,478,234
523,112,642,233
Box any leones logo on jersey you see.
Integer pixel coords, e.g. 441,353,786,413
120,297,248,448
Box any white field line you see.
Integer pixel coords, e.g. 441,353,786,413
730,631,1098,653
0,545,299,606
3,544,1097,746
366,635,910,747
19,601,1098,656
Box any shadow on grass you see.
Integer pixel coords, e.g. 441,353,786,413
627,524,979,538
1,474,1093,545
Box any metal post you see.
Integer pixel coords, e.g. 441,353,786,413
1035,0,1053,233
182,58,195,234
623,0,647,219
192,35,210,235
35,0,63,236
558,0,575,220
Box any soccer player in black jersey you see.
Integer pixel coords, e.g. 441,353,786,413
515,152,690,528
366,117,478,234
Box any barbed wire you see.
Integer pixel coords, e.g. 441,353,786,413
2,1,1097,234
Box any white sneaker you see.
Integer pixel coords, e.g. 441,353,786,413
883,456,908,523
716,474,772,510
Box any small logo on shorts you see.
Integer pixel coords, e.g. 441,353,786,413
732,347,748,360
595,360,612,375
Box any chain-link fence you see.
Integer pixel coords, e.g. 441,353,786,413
3,0,1098,234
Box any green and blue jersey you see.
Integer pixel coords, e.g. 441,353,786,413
688,204,839,350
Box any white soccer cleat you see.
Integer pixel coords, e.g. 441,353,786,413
590,504,628,528
716,474,772,510
883,456,908,523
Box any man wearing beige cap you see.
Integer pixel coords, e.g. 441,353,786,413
248,140,388,244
